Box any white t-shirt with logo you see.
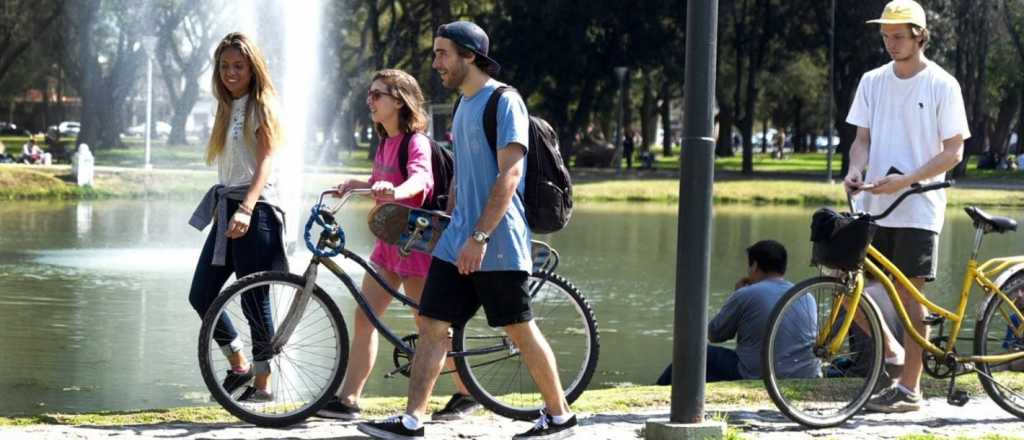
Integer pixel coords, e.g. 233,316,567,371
846,59,971,233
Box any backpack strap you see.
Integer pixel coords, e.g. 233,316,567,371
483,86,515,153
396,132,414,181
452,95,463,123
481,86,527,202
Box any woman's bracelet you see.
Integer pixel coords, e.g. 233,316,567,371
238,202,254,214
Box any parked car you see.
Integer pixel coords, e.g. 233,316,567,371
123,121,171,139
0,122,31,137
58,121,81,137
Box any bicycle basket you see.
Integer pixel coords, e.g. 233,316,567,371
810,208,877,271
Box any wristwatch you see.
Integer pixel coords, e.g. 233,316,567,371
471,230,490,244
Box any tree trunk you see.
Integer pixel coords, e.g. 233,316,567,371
566,75,597,160
640,72,658,152
75,0,102,148
168,80,200,145
989,85,1020,156
715,105,735,157
660,80,672,157
792,98,806,153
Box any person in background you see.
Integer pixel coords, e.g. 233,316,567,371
657,240,818,384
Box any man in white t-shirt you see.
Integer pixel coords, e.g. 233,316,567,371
844,0,971,413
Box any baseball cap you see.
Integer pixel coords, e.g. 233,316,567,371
867,0,927,29
436,21,501,75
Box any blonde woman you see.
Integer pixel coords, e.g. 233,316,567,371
187,32,287,402
319,69,477,421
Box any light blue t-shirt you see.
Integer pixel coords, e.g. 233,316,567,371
433,79,532,272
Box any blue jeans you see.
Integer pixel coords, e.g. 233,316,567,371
656,345,744,385
188,199,287,372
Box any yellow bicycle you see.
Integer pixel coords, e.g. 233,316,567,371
762,181,1024,428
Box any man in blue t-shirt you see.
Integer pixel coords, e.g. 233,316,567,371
359,21,576,440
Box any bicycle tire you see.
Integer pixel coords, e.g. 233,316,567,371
453,271,599,420
762,276,884,428
198,271,349,427
975,270,1024,420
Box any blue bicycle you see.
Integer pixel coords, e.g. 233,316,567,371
197,189,600,427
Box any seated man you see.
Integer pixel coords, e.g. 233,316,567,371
21,139,50,165
658,240,817,384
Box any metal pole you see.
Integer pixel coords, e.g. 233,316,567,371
673,0,718,424
825,0,835,182
144,55,153,170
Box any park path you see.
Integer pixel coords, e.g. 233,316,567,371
4,397,1024,439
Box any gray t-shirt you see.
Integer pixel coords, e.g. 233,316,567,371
708,278,819,379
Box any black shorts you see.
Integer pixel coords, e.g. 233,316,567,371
418,257,533,328
870,226,939,282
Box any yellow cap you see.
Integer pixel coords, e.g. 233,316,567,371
867,0,927,29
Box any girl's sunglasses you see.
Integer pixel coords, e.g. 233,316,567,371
367,89,395,101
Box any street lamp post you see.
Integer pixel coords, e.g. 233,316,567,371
825,0,836,182
614,66,628,172
142,36,158,170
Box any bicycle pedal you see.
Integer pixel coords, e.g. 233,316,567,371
923,313,945,326
947,389,970,407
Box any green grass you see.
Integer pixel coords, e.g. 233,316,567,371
0,165,215,200
899,435,1024,440
0,384,758,426
2,376,1022,429
574,178,1024,207
642,151,1024,183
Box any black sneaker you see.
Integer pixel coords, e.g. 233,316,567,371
513,411,577,439
222,369,253,394
864,386,921,413
431,393,481,421
317,397,361,420
237,386,273,403
357,415,424,440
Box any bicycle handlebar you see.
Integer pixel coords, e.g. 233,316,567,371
318,188,372,215
847,180,952,222
303,188,373,258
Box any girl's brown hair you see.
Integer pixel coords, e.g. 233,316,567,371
371,69,428,138
206,32,283,164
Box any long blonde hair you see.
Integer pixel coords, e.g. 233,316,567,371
206,32,282,164
371,69,428,138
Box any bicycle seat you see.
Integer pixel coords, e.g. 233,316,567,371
964,206,1018,234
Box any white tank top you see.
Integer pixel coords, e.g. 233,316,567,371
217,95,277,187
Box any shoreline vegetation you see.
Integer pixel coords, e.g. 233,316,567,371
2,164,1022,208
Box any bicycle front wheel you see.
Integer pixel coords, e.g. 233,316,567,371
453,272,599,420
975,271,1024,420
762,276,884,428
198,271,349,427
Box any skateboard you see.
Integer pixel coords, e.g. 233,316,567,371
367,203,451,256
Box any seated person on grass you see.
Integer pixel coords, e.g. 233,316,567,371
657,240,819,384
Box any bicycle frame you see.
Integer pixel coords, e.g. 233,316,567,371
271,188,561,367
824,243,1024,365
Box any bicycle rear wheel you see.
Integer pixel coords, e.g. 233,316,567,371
453,272,599,420
975,271,1024,420
762,276,884,428
198,271,349,427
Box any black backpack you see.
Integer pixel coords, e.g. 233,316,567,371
394,132,454,211
453,86,574,234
